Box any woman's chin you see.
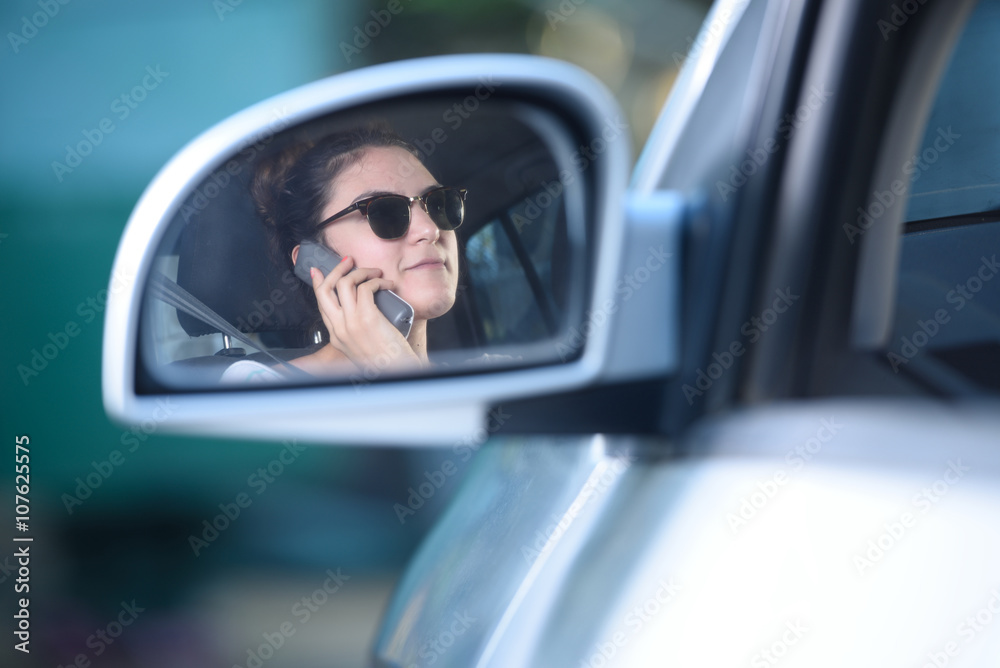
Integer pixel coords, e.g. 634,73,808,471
406,290,456,320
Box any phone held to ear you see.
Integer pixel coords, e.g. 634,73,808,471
294,240,414,339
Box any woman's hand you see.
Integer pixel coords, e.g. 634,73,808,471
310,256,423,373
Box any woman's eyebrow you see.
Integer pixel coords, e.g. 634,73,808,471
352,184,443,202
352,189,395,202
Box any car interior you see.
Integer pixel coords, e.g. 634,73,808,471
136,93,589,391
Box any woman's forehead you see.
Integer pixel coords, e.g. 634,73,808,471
340,146,436,190
322,146,436,216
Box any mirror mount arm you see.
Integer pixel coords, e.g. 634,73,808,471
600,191,685,382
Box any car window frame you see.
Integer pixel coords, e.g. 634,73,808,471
731,0,980,401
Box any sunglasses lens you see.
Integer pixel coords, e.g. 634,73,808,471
361,189,465,239
367,196,411,239
425,188,465,231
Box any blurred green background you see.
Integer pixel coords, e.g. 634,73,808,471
0,1,708,665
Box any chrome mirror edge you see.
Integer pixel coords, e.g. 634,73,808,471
103,54,632,443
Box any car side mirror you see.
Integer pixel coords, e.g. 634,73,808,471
102,54,683,444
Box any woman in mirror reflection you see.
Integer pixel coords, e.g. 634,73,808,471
224,123,465,381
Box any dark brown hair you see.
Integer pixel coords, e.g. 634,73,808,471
251,122,419,270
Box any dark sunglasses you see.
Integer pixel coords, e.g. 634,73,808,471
316,186,468,240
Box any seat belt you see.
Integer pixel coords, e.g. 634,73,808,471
149,271,312,379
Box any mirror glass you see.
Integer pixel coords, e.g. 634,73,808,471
137,91,592,391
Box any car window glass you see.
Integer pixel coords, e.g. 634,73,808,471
137,95,591,390
465,186,564,345
889,0,1000,391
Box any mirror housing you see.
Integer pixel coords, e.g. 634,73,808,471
102,54,682,445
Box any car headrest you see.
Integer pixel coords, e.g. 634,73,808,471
173,166,317,345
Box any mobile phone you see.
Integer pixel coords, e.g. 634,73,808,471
294,240,414,339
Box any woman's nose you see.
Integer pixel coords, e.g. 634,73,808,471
408,201,440,243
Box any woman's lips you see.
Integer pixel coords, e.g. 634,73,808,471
406,258,445,271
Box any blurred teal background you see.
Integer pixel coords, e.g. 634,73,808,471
0,1,707,665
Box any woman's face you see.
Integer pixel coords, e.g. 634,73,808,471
318,146,460,320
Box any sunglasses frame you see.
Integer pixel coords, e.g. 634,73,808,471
316,186,468,240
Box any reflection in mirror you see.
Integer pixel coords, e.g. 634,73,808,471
138,92,590,390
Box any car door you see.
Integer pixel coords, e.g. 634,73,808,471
370,0,1000,665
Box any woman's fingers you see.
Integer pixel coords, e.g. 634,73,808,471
306,257,420,371
309,257,405,362
312,256,379,308
334,267,384,318
314,255,354,299
355,277,396,302
310,257,353,341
